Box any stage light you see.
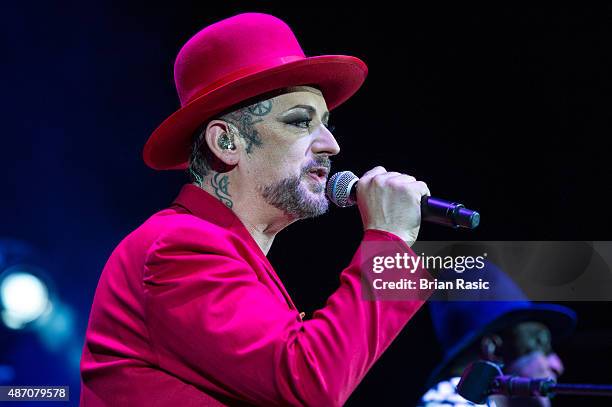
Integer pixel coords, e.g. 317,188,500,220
0,267,51,329
0,241,82,376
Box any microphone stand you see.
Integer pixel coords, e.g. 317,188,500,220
457,360,612,404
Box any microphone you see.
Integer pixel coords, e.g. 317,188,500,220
457,360,612,403
325,170,480,229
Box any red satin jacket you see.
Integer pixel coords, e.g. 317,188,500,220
80,184,427,406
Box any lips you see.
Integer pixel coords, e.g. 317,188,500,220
306,167,329,181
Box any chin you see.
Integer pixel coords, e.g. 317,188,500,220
293,182,328,218
261,172,330,220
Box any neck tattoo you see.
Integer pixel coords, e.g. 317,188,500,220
211,173,233,208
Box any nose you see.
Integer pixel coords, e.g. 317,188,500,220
311,124,340,156
547,353,564,378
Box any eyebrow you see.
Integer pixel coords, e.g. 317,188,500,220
285,104,330,124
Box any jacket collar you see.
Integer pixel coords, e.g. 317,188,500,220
173,183,241,228
171,184,298,311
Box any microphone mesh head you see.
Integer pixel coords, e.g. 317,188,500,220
326,171,358,207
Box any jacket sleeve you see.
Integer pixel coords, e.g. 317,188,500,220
143,225,429,406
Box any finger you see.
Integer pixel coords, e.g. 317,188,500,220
411,181,431,199
385,173,416,183
388,179,429,198
359,166,387,185
370,172,411,188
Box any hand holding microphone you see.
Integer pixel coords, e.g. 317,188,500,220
326,168,480,246
332,167,430,246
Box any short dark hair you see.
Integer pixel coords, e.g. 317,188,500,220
188,123,212,185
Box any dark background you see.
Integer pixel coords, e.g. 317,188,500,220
2,2,611,405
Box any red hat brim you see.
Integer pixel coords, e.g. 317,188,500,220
143,55,368,170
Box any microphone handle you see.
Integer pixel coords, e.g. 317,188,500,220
494,376,612,398
421,196,480,229
548,383,612,397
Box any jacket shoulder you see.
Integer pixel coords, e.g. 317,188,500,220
140,207,243,257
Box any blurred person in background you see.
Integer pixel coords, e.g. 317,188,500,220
420,263,576,407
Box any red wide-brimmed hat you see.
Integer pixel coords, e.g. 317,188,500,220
143,12,368,170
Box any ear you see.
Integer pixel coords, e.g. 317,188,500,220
480,334,504,362
204,120,240,167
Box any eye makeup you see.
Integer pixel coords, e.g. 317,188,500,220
278,105,332,130
279,108,312,124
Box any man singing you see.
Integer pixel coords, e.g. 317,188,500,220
80,13,431,406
